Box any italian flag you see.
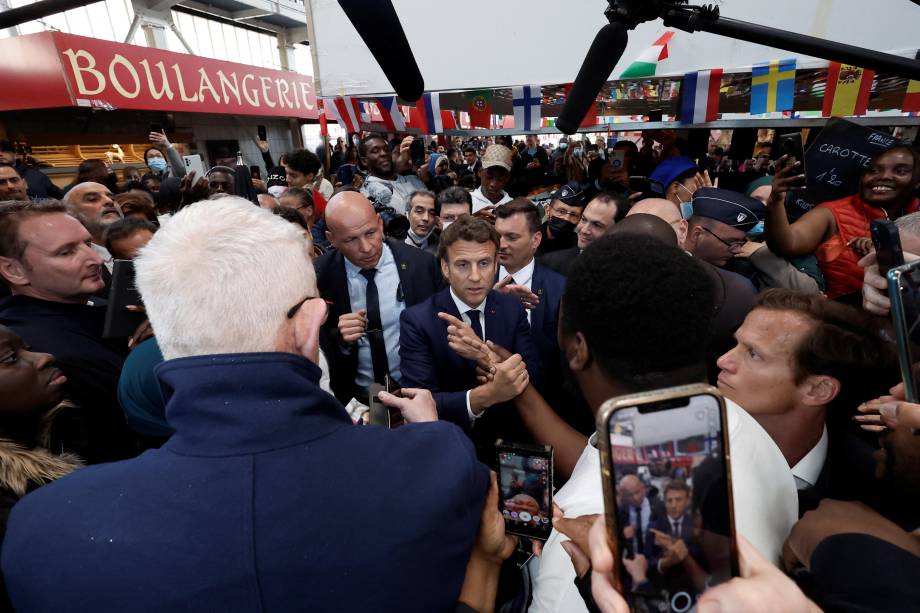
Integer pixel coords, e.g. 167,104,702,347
620,31,675,79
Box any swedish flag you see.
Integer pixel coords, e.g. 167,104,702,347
751,59,796,114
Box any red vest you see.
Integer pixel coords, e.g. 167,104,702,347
816,195,920,298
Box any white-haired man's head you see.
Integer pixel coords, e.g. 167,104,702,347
135,197,324,361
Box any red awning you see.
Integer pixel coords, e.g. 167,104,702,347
0,31,319,120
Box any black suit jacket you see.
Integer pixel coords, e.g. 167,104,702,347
313,239,442,404
539,246,579,277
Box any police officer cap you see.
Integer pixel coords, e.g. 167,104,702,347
648,156,698,195
691,187,766,232
552,181,586,206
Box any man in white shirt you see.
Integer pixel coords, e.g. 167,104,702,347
716,288,889,507
522,233,798,613
470,144,513,218
359,134,426,215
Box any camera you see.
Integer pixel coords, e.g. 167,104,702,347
363,181,410,239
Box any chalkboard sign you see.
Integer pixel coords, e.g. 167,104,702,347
785,118,899,221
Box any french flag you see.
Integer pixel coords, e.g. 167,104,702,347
374,96,406,132
680,69,722,125
323,96,363,133
415,92,443,134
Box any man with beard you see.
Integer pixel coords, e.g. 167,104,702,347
537,182,586,256
359,134,425,215
0,163,30,202
0,201,138,463
63,182,124,281
766,146,920,299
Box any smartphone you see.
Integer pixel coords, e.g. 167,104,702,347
149,123,162,135
871,219,904,277
250,165,261,180
495,440,554,541
183,154,206,178
610,149,626,170
887,261,920,433
596,384,739,610
410,138,426,167
336,164,357,187
103,260,146,339
257,125,267,141
368,375,403,428
779,132,806,174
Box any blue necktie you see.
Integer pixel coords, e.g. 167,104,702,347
467,309,483,340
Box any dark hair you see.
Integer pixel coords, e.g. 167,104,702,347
358,133,388,159
0,140,13,153
671,167,700,190
76,159,108,182
437,214,499,262
663,479,691,497
0,200,68,261
494,198,541,235
281,149,321,176
114,190,158,223
103,217,157,253
282,187,314,210
457,173,476,189
590,190,630,222
142,147,161,165
754,289,893,414
436,186,473,215
273,206,311,232
407,190,436,211
462,145,477,155
561,234,714,390
613,140,639,155
0,162,21,177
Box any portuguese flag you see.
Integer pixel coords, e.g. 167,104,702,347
620,31,675,79
466,90,493,128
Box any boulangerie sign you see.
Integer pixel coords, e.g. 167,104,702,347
0,31,319,119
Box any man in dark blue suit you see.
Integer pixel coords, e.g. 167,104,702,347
646,479,707,595
314,191,442,405
399,215,541,451
494,200,593,434
1,198,489,613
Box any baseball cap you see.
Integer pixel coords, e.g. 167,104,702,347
551,181,586,206
481,144,512,172
691,187,766,232
648,156,698,195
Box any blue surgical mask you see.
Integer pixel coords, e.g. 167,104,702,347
148,158,168,173
573,148,583,158
747,221,765,237
559,142,568,150
680,200,694,220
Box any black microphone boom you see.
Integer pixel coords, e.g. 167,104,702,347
560,1,920,134
337,0,424,102
556,22,629,135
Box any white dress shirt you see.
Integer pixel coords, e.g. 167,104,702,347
448,287,488,424
343,244,405,389
791,426,828,490
528,399,798,613
471,186,512,214
498,258,535,323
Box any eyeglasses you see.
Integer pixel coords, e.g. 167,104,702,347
700,226,746,250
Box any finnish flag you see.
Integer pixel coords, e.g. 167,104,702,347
513,85,542,132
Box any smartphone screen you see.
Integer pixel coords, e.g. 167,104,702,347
149,123,162,135
250,165,261,180
611,150,626,170
496,442,553,540
888,263,920,409
257,125,267,141
410,139,426,167
602,391,736,611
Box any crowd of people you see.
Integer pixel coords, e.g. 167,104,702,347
0,121,918,613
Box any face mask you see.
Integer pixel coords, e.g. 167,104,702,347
558,142,568,150
548,217,577,236
352,135,360,146
148,158,168,173
268,185,286,198
573,149,583,158
680,201,695,220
